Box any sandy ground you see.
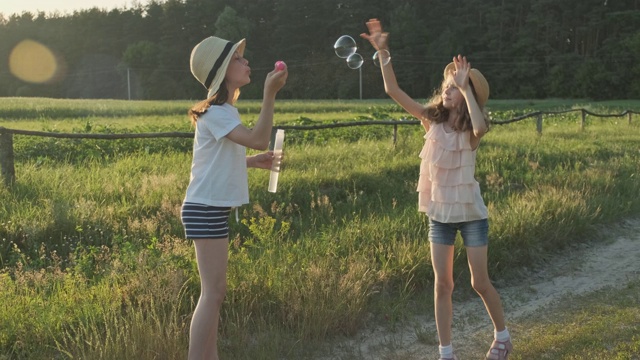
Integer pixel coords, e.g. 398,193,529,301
317,218,640,360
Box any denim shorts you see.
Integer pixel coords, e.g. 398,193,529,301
428,218,489,247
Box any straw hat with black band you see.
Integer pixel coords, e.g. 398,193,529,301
190,36,246,99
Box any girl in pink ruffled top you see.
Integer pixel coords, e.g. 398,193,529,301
362,19,512,360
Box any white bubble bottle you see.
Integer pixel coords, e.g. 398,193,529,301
268,129,285,193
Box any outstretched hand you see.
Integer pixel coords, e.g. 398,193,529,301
451,54,471,91
360,18,389,51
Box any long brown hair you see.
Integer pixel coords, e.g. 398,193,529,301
188,79,240,125
421,81,489,132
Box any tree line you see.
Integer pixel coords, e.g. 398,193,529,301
0,0,639,101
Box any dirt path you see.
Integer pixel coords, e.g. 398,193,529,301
318,218,640,360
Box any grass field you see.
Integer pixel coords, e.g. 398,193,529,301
0,97,639,359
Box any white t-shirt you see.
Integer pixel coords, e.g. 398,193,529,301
183,103,249,207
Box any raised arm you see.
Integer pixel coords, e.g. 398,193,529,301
360,19,427,123
451,55,488,139
226,66,288,150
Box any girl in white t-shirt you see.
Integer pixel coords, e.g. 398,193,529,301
184,36,287,360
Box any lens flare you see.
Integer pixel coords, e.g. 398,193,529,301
9,39,64,83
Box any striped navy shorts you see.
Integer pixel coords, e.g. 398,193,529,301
181,202,231,240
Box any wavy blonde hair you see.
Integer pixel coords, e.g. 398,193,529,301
421,79,489,132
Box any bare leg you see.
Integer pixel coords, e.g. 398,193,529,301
431,243,456,346
188,238,229,360
466,246,506,331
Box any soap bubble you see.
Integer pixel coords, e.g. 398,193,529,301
334,35,357,58
346,53,363,69
373,49,391,67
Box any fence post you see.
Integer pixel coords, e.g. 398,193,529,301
536,114,543,135
393,124,398,146
0,128,16,186
581,109,586,131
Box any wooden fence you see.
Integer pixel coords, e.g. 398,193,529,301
0,108,637,187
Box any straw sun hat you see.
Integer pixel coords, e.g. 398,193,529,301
190,36,246,99
443,62,489,107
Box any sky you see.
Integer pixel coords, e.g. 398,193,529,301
0,0,138,16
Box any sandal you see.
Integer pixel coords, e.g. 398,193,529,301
486,339,512,360
439,355,458,360
438,354,458,360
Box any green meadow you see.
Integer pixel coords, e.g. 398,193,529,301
0,98,639,359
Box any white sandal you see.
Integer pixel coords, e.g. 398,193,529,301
486,339,513,359
439,354,459,360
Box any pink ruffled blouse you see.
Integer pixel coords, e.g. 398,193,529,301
417,122,488,223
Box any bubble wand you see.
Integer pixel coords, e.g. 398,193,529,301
268,128,285,193
268,61,286,193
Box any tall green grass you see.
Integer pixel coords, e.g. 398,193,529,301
0,99,639,359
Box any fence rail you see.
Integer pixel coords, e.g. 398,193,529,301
0,108,637,186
